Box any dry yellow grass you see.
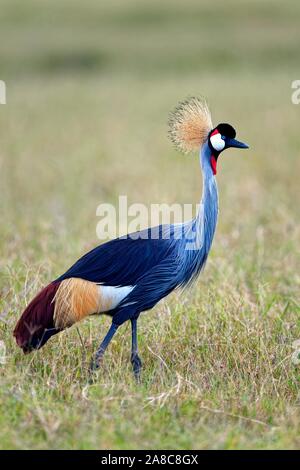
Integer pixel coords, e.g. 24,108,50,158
0,0,299,450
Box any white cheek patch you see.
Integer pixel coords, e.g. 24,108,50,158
210,133,225,152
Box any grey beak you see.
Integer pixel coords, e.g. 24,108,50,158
227,138,249,149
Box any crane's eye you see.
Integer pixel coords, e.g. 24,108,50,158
210,132,226,152
221,135,226,140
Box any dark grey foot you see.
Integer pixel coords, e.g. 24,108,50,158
88,354,103,384
88,323,119,380
89,351,104,372
131,353,142,381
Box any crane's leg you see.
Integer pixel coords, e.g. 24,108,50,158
131,318,142,381
90,322,118,372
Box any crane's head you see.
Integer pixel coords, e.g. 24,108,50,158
208,123,248,175
168,97,249,175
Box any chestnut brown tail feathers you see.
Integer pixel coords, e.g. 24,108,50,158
13,282,61,353
13,278,103,353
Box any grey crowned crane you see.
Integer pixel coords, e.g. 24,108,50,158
14,97,249,379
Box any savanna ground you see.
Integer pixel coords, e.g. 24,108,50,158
0,0,299,450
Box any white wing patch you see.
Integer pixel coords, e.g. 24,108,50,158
97,285,135,312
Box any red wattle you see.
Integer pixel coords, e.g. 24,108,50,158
210,155,217,175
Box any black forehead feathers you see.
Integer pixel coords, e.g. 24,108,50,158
216,123,236,139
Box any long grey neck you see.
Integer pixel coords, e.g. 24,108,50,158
179,142,219,284
194,141,219,253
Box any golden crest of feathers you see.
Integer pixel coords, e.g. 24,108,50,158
168,97,213,154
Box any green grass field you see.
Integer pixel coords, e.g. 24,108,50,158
0,0,299,449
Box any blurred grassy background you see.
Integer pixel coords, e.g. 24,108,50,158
0,0,299,449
